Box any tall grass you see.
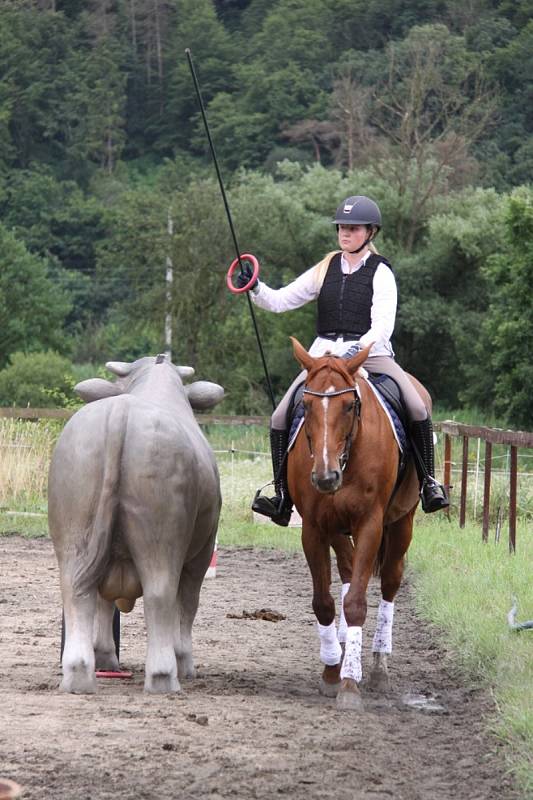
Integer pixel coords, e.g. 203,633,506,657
408,515,533,794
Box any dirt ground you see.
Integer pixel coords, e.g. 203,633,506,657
0,535,520,800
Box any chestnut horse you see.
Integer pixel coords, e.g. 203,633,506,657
288,337,429,711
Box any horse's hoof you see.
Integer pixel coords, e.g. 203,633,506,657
368,668,390,692
336,679,363,711
319,677,340,697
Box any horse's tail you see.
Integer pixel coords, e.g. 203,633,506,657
373,528,389,578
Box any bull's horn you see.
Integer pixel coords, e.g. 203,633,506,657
105,361,133,377
177,366,195,378
75,378,123,403
186,381,224,410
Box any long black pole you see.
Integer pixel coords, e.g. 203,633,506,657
185,48,276,411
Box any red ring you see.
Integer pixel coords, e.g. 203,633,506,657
226,254,260,294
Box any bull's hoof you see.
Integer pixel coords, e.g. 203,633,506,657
336,678,363,711
60,672,97,694
177,653,196,680
144,673,180,694
94,650,120,672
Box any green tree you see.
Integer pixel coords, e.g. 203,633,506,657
0,224,71,368
478,187,533,427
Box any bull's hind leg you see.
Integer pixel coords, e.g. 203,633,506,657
60,577,97,694
175,531,216,680
369,511,414,692
302,523,342,697
93,594,120,671
141,573,181,693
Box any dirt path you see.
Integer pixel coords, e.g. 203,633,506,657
0,536,519,800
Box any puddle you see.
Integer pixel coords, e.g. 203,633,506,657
400,692,448,714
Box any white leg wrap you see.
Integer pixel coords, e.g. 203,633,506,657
338,583,350,643
372,599,395,654
340,626,363,682
317,621,342,666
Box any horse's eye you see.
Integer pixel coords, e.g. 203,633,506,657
344,402,355,414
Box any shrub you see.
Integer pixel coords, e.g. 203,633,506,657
0,351,77,408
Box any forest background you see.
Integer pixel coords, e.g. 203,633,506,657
0,0,532,424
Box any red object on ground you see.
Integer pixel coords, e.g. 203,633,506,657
95,670,133,679
205,540,217,578
226,254,259,294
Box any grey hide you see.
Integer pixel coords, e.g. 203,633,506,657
48,355,223,694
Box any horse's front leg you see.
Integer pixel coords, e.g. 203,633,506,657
338,512,384,711
330,533,354,645
302,522,342,697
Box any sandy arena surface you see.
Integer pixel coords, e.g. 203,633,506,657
0,535,520,800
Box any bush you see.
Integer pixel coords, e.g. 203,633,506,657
0,351,77,408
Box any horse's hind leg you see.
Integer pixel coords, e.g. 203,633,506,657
302,523,342,697
369,511,414,692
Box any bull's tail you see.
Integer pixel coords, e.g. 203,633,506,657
72,398,129,596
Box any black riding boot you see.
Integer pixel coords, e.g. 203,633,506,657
411,418,449,513
252,428,293,527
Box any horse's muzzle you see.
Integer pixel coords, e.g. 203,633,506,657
312,469,342,493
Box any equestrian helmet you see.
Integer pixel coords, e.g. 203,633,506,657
332,196,382,228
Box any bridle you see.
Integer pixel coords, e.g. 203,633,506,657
302,383,361,472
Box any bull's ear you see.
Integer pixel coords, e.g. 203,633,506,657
75,378,123,403
177,365,195,379
186,381,224,411
105,361,132,377
290,336,314,372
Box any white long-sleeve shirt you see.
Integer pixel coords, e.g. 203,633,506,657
251,251,397,358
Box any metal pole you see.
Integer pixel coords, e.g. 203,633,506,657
185,48,276,410
165,208,173,359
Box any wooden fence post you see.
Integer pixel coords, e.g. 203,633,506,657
482,441,492,543
459,436,468,528
509,445,517,553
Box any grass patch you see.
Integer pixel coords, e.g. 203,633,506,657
409,515,533,794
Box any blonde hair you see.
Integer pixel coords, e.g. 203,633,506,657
313,242,380,291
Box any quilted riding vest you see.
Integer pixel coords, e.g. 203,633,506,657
316,252,393,338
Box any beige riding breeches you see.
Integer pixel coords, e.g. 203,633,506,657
271,355,429,430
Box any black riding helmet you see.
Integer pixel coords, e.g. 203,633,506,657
332,195,382,254
333,195,382,227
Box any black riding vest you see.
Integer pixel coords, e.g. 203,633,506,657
316,252,393,338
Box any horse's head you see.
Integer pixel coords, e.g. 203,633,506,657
291,337,371,494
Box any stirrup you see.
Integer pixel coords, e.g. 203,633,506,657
252,488,292,527
420,477,449,514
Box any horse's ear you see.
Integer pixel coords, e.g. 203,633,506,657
290,337,314,371
345,344,373,375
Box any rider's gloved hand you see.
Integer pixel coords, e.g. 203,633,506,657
235,263,258,292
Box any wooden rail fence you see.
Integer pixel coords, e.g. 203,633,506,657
1,408,530,551
435,421,533,553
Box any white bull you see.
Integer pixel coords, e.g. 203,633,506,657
48,354,223,694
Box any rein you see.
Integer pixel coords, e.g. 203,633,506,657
302,380,361,472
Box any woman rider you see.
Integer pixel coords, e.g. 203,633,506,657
237,195,449,526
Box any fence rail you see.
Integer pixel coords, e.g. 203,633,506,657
1,409,530,551
434,420,533,552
